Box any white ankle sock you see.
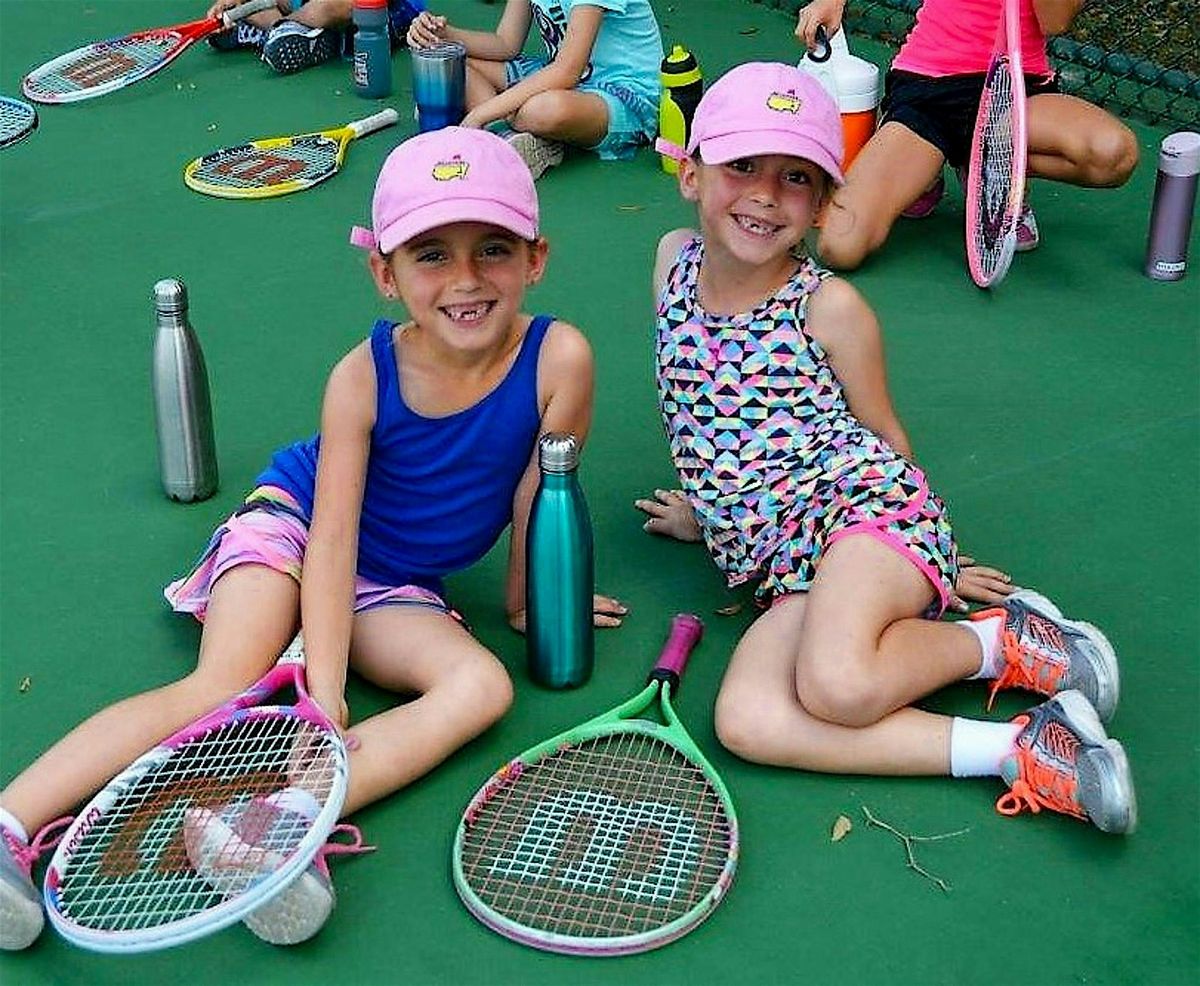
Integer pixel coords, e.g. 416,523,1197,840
960,616,1003,679
949,717,1022,778
268,786,320,821
0,805,30,844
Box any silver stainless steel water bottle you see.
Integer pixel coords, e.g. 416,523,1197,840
152,278,218,502
526,433,594,689
1145,131,1200,282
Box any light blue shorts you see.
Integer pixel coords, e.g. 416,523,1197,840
504,55,657,161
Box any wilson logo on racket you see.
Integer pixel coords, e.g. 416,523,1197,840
432,157,470,181
61,49,142,87
492,790,701,903
209,148,307,185
98,769,291,877
765,92,803,114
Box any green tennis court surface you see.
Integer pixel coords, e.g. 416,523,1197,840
1,2,1197,983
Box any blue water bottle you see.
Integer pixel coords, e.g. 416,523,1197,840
526,433,594,689
411,41,467,131
352,0,392,98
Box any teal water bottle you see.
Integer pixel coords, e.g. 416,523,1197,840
352,0,392,98
526,433,594,689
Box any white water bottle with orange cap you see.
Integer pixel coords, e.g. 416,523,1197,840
798,25,880,172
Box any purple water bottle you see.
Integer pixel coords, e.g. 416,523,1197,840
1144,131,1200,282
411,41,466,132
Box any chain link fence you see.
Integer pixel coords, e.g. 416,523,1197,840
747,0,1199,131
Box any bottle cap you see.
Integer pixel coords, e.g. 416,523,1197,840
354,0,389,9
661,44,701,85
153,278,188,315
1159,131,1200,178
538,432,579,473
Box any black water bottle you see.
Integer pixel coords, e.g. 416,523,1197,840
659,44,703,175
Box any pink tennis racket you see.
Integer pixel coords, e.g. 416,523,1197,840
21,0,274,104
965,0,1028,288
43,634,348,953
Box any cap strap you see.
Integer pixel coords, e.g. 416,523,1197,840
349,225,378,251
655,137,687,162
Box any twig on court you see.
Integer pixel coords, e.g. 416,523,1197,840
861,804,969,893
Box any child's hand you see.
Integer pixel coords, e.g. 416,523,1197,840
794,0,846,51
948,554,1015,613
635,489,702,542
508,595,629,632
406,10,448,49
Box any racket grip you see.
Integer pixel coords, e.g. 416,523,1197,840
224,0,275,26
648,613,703,689
350,108,401,138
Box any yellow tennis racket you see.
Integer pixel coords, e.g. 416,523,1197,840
183,108,400,199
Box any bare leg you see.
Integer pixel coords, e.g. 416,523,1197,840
465,59,508,110
1026,92,1138,187
0,565,298,833
715,535,983,774
290,0,353,30
511,89,609,148
340,605,512,814
817,122,945,271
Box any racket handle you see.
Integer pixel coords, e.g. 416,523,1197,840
223,0,274,26
350,108,401,138
648,613,704,691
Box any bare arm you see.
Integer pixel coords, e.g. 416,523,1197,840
653,228,697,301
806,276,912,458
408,0,533,61
794,0,847,50
463,4,605,128
301,343,375,727
1032,0,1085,37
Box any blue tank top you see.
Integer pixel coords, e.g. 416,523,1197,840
256,316,552,592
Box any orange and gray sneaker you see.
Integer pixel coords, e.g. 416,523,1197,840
974,589,1119,722
997,690,1136,834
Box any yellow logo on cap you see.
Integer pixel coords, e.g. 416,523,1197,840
431,157,469,181
766,91,803,114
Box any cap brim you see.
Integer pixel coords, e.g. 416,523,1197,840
697,131,845,185
377,198,538,254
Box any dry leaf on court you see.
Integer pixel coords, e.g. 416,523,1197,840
617,204,645,213
18,676,31,693
831,814,852,842
739,26,759,36
715,602,743,616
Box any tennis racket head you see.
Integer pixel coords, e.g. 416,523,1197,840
0,96,38,149
453,614,739,956
43,636,349,953
965,0,1028,288
183,108,400,199
21,0,273,104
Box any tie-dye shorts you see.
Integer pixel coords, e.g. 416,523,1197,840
164,486,455,622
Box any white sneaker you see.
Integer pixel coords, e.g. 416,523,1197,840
0,823,51,951
503,130,565,181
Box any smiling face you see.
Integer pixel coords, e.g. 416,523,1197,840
681,153,828,273
370,221,548,356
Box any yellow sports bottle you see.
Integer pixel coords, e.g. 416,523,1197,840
658,44,703,175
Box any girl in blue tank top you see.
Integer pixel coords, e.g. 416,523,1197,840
0,128,625,953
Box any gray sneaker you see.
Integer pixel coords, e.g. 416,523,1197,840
977,588,1119,721
261,20,341,75
503,130,565,181
184,795,369,945
0,826,43,951
997,690,1136,835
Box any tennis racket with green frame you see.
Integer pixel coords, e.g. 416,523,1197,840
452,613,739,956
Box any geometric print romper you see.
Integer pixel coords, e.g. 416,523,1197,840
655,238,959,616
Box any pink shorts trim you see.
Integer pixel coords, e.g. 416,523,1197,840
164,486,452,622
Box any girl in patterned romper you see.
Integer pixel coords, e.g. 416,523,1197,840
644,62,1135,834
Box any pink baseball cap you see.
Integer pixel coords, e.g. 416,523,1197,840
350,127,539,253
658,61,845,185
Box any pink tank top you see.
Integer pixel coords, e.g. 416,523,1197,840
892,0,1050,78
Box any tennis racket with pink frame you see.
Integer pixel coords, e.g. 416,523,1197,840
965,0,1028,288
43,634,348,953
22,0,274,104
453,614,739,956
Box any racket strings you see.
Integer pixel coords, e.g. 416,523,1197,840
971,60,1019,278
54,714,340,932
190,135,340,191
459,732,734,942
0,98,36,142
28,35,180,98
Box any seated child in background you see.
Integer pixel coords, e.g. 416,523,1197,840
0,127,625,951
646,61,1136,835
407,0,663,179
207,0,423,75
793,0,1137,270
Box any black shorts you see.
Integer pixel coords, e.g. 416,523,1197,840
880,69,1059,169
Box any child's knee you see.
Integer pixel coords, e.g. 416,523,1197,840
451,653,514,727
1086,125,1138,186
513,91,574,134
816,216,873,271
795,655,885,728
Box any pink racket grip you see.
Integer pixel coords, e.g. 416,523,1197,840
648,613,704,691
